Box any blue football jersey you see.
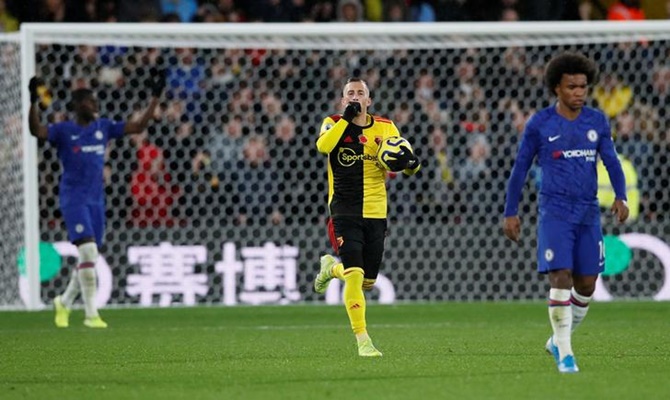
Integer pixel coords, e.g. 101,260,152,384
47,118,125,207
504,105,626,225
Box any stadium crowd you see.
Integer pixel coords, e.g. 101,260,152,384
0,0,660,28
2,0,667,228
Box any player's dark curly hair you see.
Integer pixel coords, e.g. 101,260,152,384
71,88,94,105
544,52,597,96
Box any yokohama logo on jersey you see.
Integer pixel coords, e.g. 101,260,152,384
552,149,596,161
79,144,105,154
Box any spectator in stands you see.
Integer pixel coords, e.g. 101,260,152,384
524,0,582,20
118,0,161,22
208,114,245,174
38,0,101,22
458,133,491,181
160,0,198,22
434,0,470,21
607,0,645,21
337,0,364,22
193,3,225,23
383,0,409,22
500,7,520,21
411,1,437,22
232,134,283,225
130,129,179,227
309,0,335,22
0,0,18,32
593,72,633,118
216,0,246,22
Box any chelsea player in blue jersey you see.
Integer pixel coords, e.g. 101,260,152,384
503,52,629,373
28,70,166,328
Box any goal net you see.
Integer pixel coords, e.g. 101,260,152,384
4,22,670,309
0,34,24,308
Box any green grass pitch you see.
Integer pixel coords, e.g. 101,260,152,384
1,302,668,400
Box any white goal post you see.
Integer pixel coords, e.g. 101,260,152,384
8,21,670,310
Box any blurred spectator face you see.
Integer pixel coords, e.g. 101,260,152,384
392,102,411,125
46,0,63,12
243,136,268,167
341,4,358,22
430,126,446,152
225,116,243,138
501,8,519,21
456,60,476,82
616,111,635,137
130,130,148,147
652,66,670,94
78,45,97,63
415,71,435,101
503,47,526,73
261,92,283,117
600,73,620,91
387,4,405,21
165,100,184,122
469,135,490,161
275,116,296,142
176,121,193,140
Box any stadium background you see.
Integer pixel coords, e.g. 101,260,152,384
0,0,669,308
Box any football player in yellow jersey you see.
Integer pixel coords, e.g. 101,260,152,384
314,77,420,357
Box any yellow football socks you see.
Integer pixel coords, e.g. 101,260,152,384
331,262,345,280
343,267,366,335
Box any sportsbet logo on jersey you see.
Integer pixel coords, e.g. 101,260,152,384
337,147,375,167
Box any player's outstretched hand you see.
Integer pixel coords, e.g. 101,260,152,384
28,77,44,103
342,101,361,122
611,199,629,224
148,68,167,98
503,216,521,242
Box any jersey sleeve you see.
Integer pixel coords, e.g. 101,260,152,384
504,115,540,217
103,118,126,140
597,114,627,201
316,115,347,154
46,123,63,145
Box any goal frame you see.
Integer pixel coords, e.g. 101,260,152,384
19,20,670,310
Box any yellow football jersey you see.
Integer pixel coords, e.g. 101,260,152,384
317,113,400,218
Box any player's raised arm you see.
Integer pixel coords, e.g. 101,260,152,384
124,69,166,135
316,102,359,154
28,77,49,140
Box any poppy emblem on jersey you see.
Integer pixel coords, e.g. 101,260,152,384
95,130,103,140
358,135,368,144
75,224,84,233
73,146,81,153
587,129,598,143
545,249,554,261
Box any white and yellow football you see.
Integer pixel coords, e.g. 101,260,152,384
377,137,413,171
